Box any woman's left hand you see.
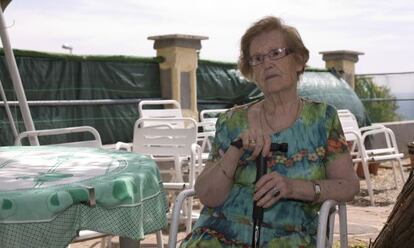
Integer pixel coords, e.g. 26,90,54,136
253,171,292,208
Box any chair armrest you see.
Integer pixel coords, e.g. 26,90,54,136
317,200,348,248
14,126,102,148
343,129,362,142
115,142,132,151
168,188,197,248
361,128,389,141
163,182,190,190
361,127,397,151
359,124,386,132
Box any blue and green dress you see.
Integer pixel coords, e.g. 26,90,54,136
180,99,349,248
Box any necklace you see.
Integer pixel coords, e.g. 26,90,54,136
261,97,302,133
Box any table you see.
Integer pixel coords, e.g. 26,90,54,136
0,146,168,248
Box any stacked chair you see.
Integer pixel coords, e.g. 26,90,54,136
116,100,203,247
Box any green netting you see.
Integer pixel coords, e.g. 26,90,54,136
197,60,261,104
0,49,162,145
0,50,369,145
0,49,162,101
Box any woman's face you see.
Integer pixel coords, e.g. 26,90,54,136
249,29,303,95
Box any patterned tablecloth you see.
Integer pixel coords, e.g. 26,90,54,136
0,146,168,248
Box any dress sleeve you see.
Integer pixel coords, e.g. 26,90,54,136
324,106,350,164
208,112,232,162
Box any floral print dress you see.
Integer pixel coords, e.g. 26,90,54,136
180,98,349,248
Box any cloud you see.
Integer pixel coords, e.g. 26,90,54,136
2,0,414,73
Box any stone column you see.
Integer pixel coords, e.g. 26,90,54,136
148,34,208,119
319,50,364,89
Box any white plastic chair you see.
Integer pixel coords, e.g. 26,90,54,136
129,118,202,247
199,108,227,124
338,109,405,205
14,126,102,148
167,188,348,248
14,126,111,247
131,117,198,183
138,99,183,128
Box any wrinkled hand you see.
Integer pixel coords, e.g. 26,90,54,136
253,171,292,208
239,106,271,159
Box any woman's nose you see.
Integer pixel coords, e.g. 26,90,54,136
263,55,275,68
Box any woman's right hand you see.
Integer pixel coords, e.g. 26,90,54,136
239,105,271,159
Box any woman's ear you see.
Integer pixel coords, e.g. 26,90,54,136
294,54,305,73
251,73,264,91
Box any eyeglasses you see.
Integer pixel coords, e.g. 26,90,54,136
248,48,292,66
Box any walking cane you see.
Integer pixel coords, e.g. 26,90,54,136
251,143,288,248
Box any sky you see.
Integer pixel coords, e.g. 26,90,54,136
2,0,414,74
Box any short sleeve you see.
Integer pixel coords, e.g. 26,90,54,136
208,108,248,161
208,111,232,161
324,106,350,164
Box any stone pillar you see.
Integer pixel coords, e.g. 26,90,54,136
148,34,208,119
319,50,364,89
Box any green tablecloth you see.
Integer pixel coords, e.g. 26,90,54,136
0,146,168,248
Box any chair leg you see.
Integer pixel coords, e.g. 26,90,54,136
101,236,112,248
338,204,348,248
396,158,406,183
168,189,196,248
185,196,193,234
156,230,164,248
361,160,375,206
390,160,400,189
107,236,112,248
174,157,184,183
327,211,336,247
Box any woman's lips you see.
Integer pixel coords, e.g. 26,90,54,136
265,74,279,80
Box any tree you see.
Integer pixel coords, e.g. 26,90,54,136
355,77,401,122
371,172,414,248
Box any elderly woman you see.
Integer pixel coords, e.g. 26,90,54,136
181,16,360,247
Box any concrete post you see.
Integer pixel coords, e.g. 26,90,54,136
319,50,364,89
148,34,208,119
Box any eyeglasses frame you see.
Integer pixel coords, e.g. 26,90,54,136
248,47,293,66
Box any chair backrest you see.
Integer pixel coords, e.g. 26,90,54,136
14,126,102,148
139,100,183,128
337,110,361,142
338,109,393,148
132,117,197,157
337,109,353,115
200,109,227,124
198,109,227,140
